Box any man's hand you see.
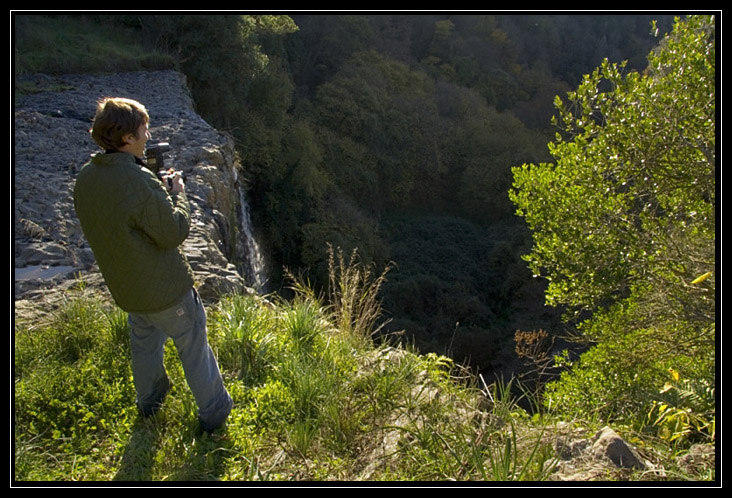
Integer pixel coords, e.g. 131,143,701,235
169,171,185,194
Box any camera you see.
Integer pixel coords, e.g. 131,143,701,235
157,167,187,189
146,142,186,189
146,142,170,169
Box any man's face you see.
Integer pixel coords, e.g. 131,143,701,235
122,122,151,158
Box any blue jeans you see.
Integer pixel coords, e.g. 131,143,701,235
127,288,232,431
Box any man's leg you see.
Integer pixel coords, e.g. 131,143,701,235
168,288,232,433
130,289,231,432
127,313,172,417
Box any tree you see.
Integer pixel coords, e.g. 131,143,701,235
314,50,442,213
509,16,715,420
139,15,295,127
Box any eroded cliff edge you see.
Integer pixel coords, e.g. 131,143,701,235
14,70,259,308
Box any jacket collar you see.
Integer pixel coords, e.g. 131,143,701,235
92,151,147,168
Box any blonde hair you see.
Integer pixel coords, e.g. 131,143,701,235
90,97,149,151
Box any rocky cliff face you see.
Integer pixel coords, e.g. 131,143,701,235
14,70,264,307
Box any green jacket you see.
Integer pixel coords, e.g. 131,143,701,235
73,151,194,313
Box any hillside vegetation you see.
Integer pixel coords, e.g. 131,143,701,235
13,249,712,481
16,249,563,481
15,13,680,375
13,13,716,483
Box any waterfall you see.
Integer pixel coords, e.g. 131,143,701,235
234,171,268,293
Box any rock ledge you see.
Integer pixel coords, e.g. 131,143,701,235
14,71,255,308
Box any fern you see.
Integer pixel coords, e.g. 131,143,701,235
649,372,715,444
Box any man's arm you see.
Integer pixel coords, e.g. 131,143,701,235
135,169,191,249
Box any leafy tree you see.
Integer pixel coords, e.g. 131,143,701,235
286,15,375,101
139,15,297,129
510,15,714,318
452,97,548,221
509,16,715,421
314,50,442,213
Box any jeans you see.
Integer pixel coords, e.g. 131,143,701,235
127,288,232,431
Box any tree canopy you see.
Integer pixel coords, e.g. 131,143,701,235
45,12,693,381
509,15,715,422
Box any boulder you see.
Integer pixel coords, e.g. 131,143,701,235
549,424,649,481
591,426,646,470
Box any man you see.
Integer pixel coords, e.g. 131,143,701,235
73,97,232,433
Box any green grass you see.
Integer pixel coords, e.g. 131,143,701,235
13,253,557,482
14,252,714,482
13,15,175,79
